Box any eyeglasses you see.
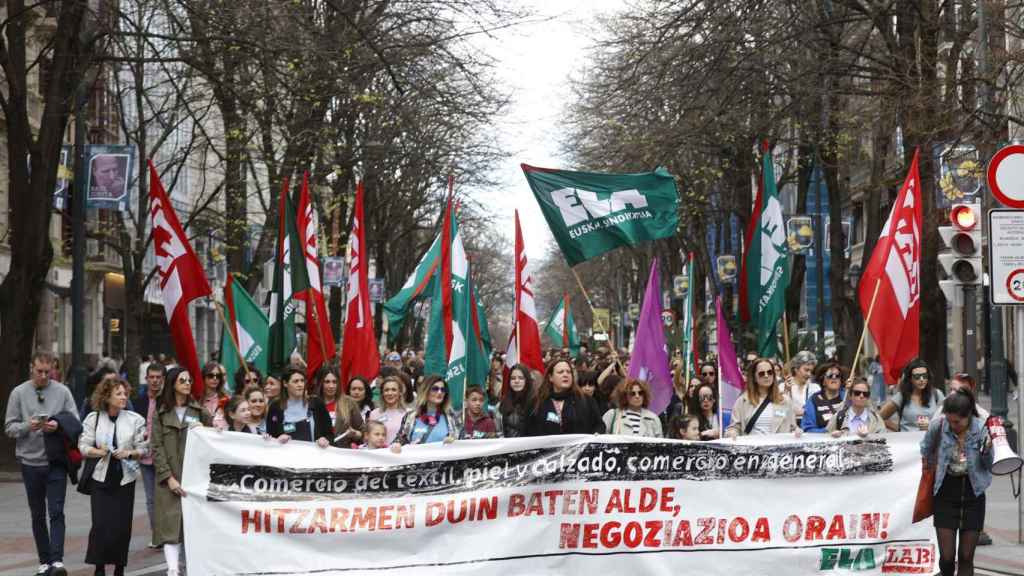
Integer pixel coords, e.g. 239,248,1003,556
205,373,224,381
629,390,644,397
756,370,773,377
825,372,842,379
850,389,871,398
911,373,929,381
699,394,714,401
430,385,447,394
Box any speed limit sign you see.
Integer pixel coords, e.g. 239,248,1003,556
990,210,1024,305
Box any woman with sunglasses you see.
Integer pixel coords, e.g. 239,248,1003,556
827,378,886,437
199,362,228,430
602,379,662,437
726,358,800,438
231,365,262,396
801,362,848,433
151,367,211,576
688,382,721,440
879,359,945,432
392,376,463,446
526,359,605,436
266,366,332,448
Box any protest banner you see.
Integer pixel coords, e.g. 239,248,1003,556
183,429,935,576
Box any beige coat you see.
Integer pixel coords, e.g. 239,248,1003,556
151,400,211,545
79,410,148,485
825,405,887,435
726,394,797,436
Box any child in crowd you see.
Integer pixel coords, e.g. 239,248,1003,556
362,420,389,450
463,386,499,439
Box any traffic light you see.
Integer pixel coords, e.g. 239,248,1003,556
938,202,982,301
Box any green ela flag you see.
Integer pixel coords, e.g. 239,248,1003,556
521,163,679,266
745,145,790,358
424,207,490,410
543,295,580,358
268,180,306,375
383,232,440,343
221,274,269,394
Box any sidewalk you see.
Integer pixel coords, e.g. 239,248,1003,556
0,478,164,576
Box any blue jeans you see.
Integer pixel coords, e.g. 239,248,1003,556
20,463,67,564
141,462,156,534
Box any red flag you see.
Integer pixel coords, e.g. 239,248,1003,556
148,161,212,398
739,140,767,323
440,176,455,356
859,149,922,383
504,210,544,391
340,181,380,385
294,172,337,380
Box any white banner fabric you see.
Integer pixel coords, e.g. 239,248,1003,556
182,429,936,576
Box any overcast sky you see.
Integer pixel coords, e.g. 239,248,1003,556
472,0,625,263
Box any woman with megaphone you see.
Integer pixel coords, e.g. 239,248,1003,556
920,389,992,576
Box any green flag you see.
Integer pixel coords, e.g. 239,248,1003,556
746,144,790,357
221,274,269,393
542,294,580,358
424,204,487,410
268,179,303,375
383,232,440,342
521,163,679,266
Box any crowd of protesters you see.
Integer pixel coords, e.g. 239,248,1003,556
5,345,996,575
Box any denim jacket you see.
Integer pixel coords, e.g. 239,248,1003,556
920,416,993,497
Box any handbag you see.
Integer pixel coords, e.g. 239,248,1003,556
76,415,101,496
912,422,941,523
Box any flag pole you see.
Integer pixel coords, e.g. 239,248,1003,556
570,265,603,332
211,297,252,383
307,287,330,362
782,310,791,364
851,278,882,380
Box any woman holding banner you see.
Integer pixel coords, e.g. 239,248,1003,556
498,364,534,438
726,358,800,438
920,389,992,576
152,367,211,576
392,376,463,446
526,360,605,436
266,367,332,448
602,379,662,437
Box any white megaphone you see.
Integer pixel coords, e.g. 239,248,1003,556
986,416,1023,476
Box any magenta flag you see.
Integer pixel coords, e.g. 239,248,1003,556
716,297,746,415
628,259,673,414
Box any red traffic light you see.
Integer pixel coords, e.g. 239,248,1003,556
950,204,977,230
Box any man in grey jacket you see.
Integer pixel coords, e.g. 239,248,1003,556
4,351,78,576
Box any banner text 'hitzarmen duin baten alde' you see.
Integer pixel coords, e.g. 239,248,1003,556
182,430,935,576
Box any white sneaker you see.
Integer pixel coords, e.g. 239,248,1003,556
35,565,49,575
50,561,68,576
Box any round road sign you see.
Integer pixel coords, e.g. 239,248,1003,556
987,144,1024,209
1006,268,1024,302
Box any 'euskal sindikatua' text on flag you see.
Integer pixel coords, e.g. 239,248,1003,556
521,164,679,266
